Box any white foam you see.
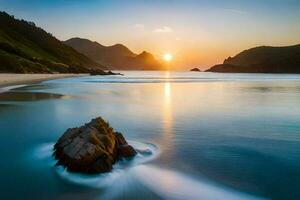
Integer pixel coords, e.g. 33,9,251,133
31,141,159,188
0,84,27,93
31,142,263,200
133,165,264,200
57,141,159,187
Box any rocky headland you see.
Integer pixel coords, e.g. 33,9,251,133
206,44,300,73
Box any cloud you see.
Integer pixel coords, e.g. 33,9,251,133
153,26,173,34
135,24,145,29
224,9,248,15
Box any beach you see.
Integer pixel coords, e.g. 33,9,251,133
0,73,86,88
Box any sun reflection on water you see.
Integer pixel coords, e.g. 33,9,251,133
163,72,172,134
160,72,174,162
164,82,171,100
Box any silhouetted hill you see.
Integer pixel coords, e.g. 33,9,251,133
207,44,300,73
0,11,104,73
65,38,163,70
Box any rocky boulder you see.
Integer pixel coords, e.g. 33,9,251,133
54,117,136,174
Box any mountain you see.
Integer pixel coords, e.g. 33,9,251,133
0,11,104,73
206,44,300,73
64,38,164,70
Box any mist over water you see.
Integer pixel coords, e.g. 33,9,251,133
31,142,261,200
0,71,300,199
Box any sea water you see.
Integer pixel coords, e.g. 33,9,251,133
0,71,300,199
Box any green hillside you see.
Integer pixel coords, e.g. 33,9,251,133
0,11,104,73
207,44,300,73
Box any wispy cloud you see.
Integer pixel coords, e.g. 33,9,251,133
224,9,248,15
134,23,145,29
153,26,173,34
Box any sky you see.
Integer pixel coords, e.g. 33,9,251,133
1,0,300,70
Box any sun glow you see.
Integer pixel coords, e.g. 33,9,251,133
163,53,173,62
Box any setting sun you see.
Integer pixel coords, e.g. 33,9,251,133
163,53,173,62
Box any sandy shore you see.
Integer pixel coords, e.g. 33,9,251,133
0,73,87,88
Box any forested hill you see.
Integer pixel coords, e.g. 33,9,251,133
207,44,300,73
0,11,104,73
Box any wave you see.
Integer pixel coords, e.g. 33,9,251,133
82,78,300,84
84,79,219,84
0,84,27,93
55,141,160,188
30,141,160,188
45,72,300,85
30,142,263,200
133,165,263,200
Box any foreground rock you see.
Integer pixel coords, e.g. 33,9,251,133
54,117,136,174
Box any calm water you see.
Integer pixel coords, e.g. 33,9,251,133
1,71,300,200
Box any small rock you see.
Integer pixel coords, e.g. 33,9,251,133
190,67,201,72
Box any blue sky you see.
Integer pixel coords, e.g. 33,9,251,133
1,0,300,69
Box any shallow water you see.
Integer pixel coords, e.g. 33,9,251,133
0,71,300,199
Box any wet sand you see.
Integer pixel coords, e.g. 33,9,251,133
0,74,87,88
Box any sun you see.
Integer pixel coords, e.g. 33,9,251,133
163,53,173,62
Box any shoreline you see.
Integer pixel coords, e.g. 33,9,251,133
0,73,88,88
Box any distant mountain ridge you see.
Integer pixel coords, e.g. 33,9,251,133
0,11,104,73
65,38,164,70
207,44,300,73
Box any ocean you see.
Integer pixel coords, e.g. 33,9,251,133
0,71,300,199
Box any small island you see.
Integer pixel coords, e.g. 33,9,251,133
54,117,136,174
90,70,124,76
190,67,201,72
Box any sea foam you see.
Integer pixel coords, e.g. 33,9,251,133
31,141,263,200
